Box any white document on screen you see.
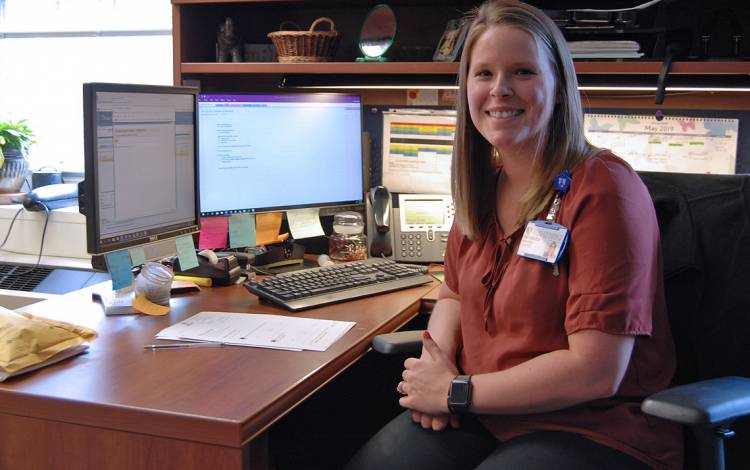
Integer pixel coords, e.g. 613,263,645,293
155,311,355,352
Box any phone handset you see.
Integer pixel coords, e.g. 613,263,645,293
371,186,391,232
368,185,393,257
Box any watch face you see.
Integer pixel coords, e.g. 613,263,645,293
450,381,470,404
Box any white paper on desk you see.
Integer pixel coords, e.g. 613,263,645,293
381,111,455,194
286,208,325,240
155,312,355,352
155,314,301,351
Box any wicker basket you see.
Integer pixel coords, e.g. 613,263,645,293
267,17,341,62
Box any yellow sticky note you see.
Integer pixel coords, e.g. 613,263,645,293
132,294,170,316
256,212,284,245
174,275,212,287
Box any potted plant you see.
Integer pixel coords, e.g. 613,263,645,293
0,118,35,193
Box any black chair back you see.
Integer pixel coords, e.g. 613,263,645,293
639,172,750,469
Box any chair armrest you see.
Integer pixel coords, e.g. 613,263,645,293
372,330,424,355
641,376,750,426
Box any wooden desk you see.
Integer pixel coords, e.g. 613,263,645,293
0,280,436,470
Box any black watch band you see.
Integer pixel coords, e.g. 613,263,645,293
447,374,472,414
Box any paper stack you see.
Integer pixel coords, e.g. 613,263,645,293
568,40,643,59
156,311,355,352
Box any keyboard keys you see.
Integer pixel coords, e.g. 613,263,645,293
244,258,432,311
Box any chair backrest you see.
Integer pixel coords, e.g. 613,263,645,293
639,171,750,469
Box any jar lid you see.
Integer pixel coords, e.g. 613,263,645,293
140,261,174,282
332,211,364,235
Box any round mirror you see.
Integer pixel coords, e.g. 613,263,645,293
358,4,397,61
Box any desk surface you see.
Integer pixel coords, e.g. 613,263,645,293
0,280,435,467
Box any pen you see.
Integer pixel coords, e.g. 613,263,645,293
144,342,223,350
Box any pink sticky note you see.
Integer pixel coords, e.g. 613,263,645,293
198,216,229,249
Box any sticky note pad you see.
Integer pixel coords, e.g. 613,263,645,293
229,213,256,248
132,294,170,316
128,246,146,267
106,250,133,291
287,208,324,239
199,216,228,250
256,212,283,245
175,235,199,271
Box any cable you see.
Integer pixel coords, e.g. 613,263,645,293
0,203,52,277
0,207,24,250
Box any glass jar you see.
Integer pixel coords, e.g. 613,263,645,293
134,262,174,306
328,211,367,261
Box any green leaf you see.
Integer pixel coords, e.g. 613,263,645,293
0,118,35,153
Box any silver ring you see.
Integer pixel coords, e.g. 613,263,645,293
396,381,407,395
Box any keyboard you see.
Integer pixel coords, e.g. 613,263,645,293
243,258,434,311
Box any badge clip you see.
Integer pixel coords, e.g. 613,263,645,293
518,171,571,266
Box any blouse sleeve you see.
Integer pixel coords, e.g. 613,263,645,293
562,156,660,336
443,222,463,295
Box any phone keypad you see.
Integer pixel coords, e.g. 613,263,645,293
400,233,422,258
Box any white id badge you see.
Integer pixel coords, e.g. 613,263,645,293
517,221,569,264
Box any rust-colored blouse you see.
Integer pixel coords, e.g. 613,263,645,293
444,152,682,469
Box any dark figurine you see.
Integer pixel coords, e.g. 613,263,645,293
216,17,242,63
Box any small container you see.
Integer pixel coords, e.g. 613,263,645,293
267,17,341,63
328,211,367,261
134,262,174,306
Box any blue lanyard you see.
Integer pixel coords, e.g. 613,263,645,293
546,170,571,223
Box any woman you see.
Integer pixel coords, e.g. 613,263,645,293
346,1,682,469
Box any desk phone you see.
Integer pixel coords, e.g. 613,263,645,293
393,194,454,263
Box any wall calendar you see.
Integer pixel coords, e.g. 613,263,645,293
584,113,739,174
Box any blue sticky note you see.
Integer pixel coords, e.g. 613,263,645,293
175,235,199,270
128,246,146,267
229,213,256,248
106,250,133,290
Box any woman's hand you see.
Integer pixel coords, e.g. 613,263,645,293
410,410,461,431
399,331,459,416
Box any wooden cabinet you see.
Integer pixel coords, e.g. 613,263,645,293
172,0,750,108
172,0,475,102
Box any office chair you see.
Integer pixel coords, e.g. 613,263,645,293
372,171,750,470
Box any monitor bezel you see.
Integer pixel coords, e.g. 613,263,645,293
80,82,201,256
196,91,366,217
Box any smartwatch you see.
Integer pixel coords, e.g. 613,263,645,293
447,375,472,414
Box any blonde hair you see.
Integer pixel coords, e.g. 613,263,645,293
452,0,595,239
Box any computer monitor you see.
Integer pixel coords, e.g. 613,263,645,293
79,83,200,261
197,92,364,217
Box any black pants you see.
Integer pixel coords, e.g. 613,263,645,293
345,411,651,470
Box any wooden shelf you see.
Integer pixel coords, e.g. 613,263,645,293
173,0,749,107
574,61,750,75
180,61,458,74
180,60,750,76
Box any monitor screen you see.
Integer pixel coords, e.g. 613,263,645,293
80,83,200,257
197,92,364,216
